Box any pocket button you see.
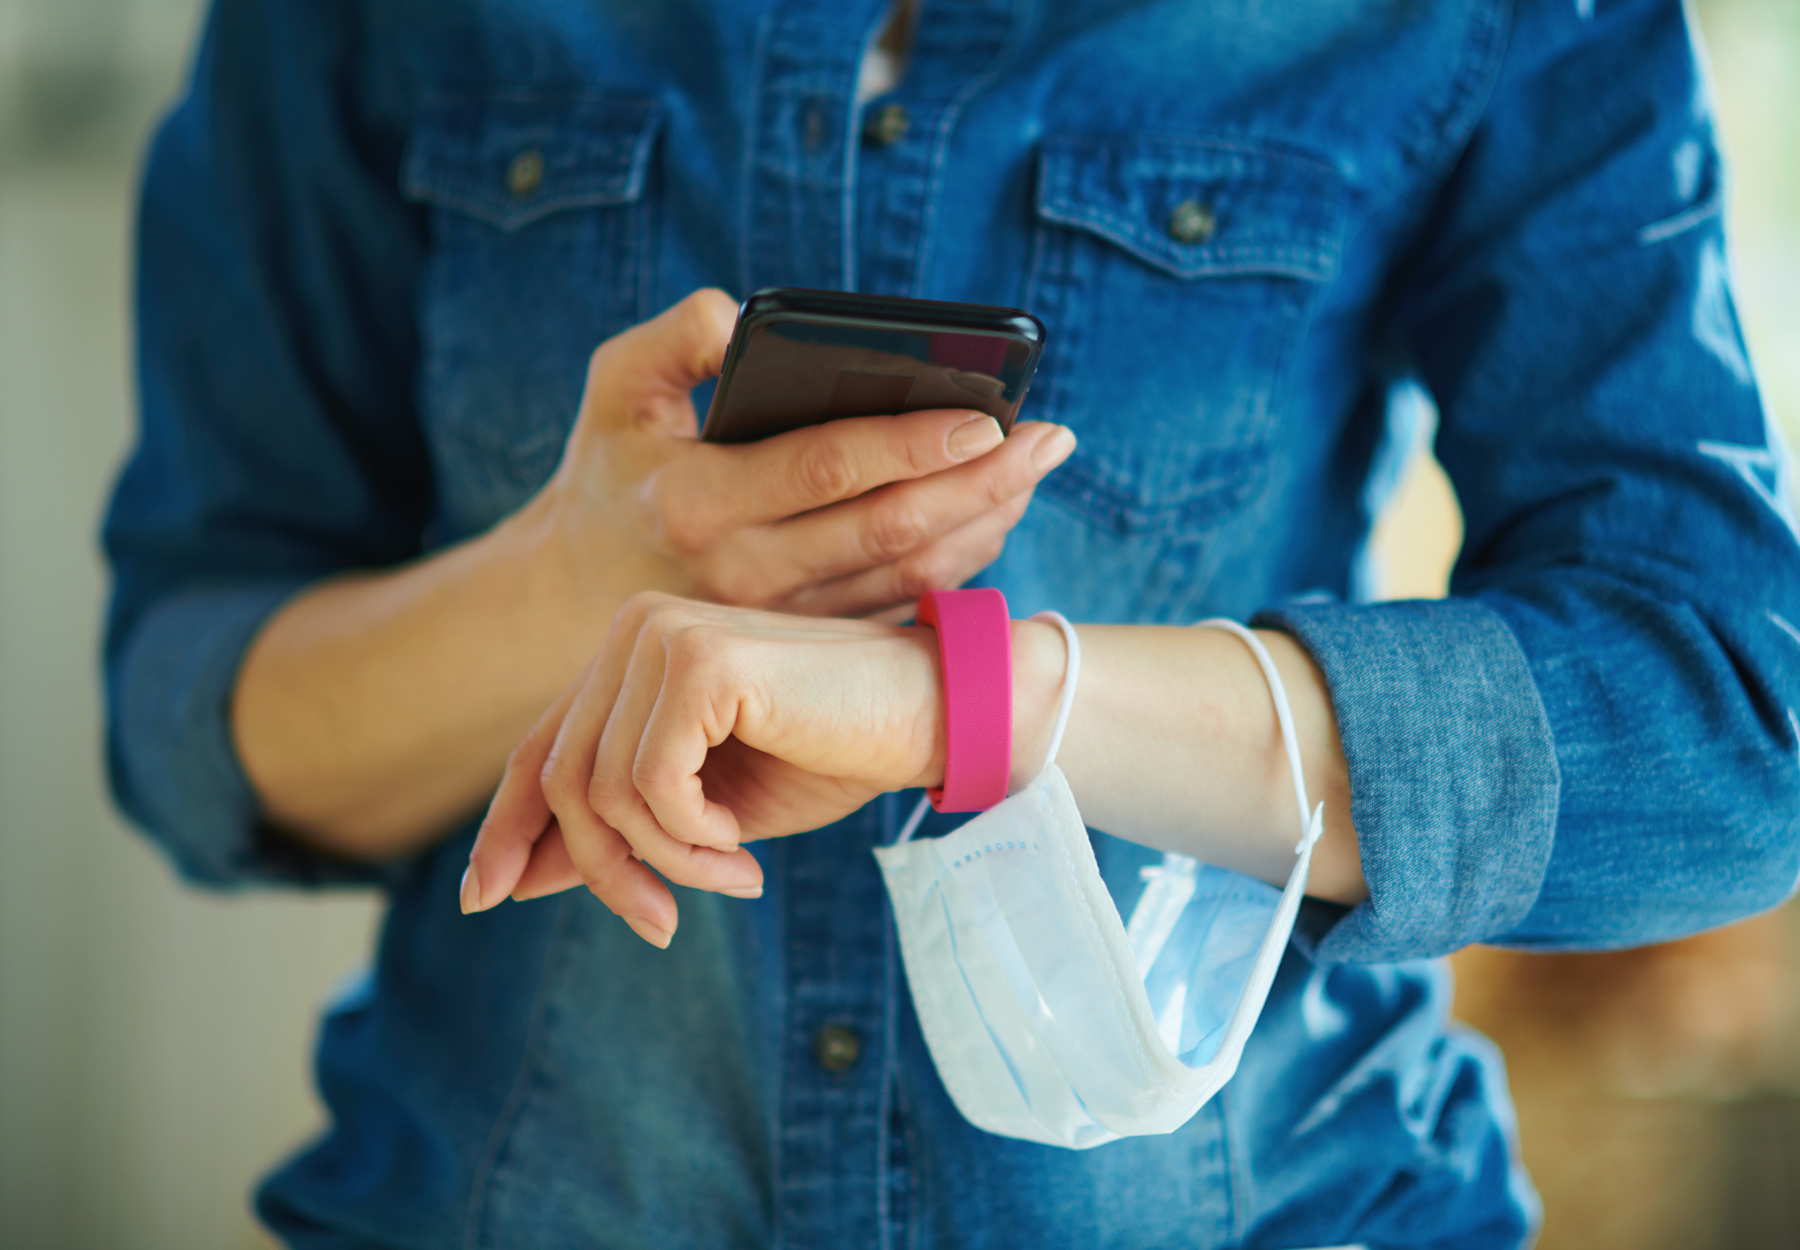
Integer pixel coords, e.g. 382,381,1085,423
507,149,545,198
1167,198,1216,244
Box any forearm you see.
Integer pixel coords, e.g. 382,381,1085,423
1009,621,1367,904
231,493,610,861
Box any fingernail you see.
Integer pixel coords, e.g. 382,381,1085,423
459,862,482,915
1031,425,1076,473
624,915,674,948
946,414,1004,461
722,884,764,900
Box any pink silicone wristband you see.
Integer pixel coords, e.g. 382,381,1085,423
917,588,1012,812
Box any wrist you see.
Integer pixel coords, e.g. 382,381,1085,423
901,605,1074,801
904,615,1070,796
900,624,949,792
493,490,616,668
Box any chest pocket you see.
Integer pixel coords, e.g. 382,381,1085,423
402,94,662,535
1025,134,1348,538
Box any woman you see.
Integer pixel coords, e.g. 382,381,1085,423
104,0,1800,1245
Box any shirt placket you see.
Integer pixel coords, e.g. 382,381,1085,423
740,0,886,295
854,0,1021,299
776,807,895,1247
743,7,893,1245
752,5,1024,1246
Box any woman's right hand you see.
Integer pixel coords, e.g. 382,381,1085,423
533,288,1075,622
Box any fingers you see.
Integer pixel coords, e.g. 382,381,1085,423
776,483,1036,618
653,408,1015,548
510,821,583,902
771,423,1075,617
745,421,1074,593
549,765,682,947
585,621,763,889
537,598,763,932
464,678,691,947
469,595,770,947
463,672,687,944
666,421,1074,608
535,615,693,941
633,634,746,852
470,589,928,945
463,684,579,913
531,613,689,939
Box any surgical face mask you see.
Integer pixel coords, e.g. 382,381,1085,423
874,616,1324,1150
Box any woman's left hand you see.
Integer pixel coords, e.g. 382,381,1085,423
460,592,946,946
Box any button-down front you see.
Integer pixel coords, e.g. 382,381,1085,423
103,1,1800,1247
863,102,911,147
813,1025,864,1073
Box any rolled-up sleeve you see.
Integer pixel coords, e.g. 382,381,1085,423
1257,600,1560,962
1259,0,1800,961
103,0,427,886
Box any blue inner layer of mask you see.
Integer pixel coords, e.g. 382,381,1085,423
1137,864,1282,1065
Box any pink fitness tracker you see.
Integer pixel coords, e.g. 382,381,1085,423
916,588,1012,812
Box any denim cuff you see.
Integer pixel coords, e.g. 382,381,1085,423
1252,599,1561,963
111,581,397,888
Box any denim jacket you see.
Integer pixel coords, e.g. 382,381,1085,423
104,0,1800,1246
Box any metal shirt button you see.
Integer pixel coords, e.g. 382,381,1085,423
1167,198,1217,244
813,1025,863,1073
863,102,910,147
507,149,545,198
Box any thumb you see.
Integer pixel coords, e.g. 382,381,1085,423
582,288,739,436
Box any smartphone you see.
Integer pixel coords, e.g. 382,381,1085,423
699,288,1047,444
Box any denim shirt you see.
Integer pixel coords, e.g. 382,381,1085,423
104,0,1800,1246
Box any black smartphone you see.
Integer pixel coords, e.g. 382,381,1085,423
699,288,1047,444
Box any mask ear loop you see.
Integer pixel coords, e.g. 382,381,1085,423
894,611,1082,845
1195,619,1324,853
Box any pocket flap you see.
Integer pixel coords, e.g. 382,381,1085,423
1036,134,1347,282
402,94,662,232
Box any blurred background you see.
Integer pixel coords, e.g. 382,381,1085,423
0,1,1795,1246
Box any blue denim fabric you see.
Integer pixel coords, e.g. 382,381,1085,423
102,0,1800,1246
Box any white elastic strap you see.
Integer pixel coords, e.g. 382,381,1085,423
894,610,1082,845
1195,618,1320,852
1035,611,1082,768
895,792,933,844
